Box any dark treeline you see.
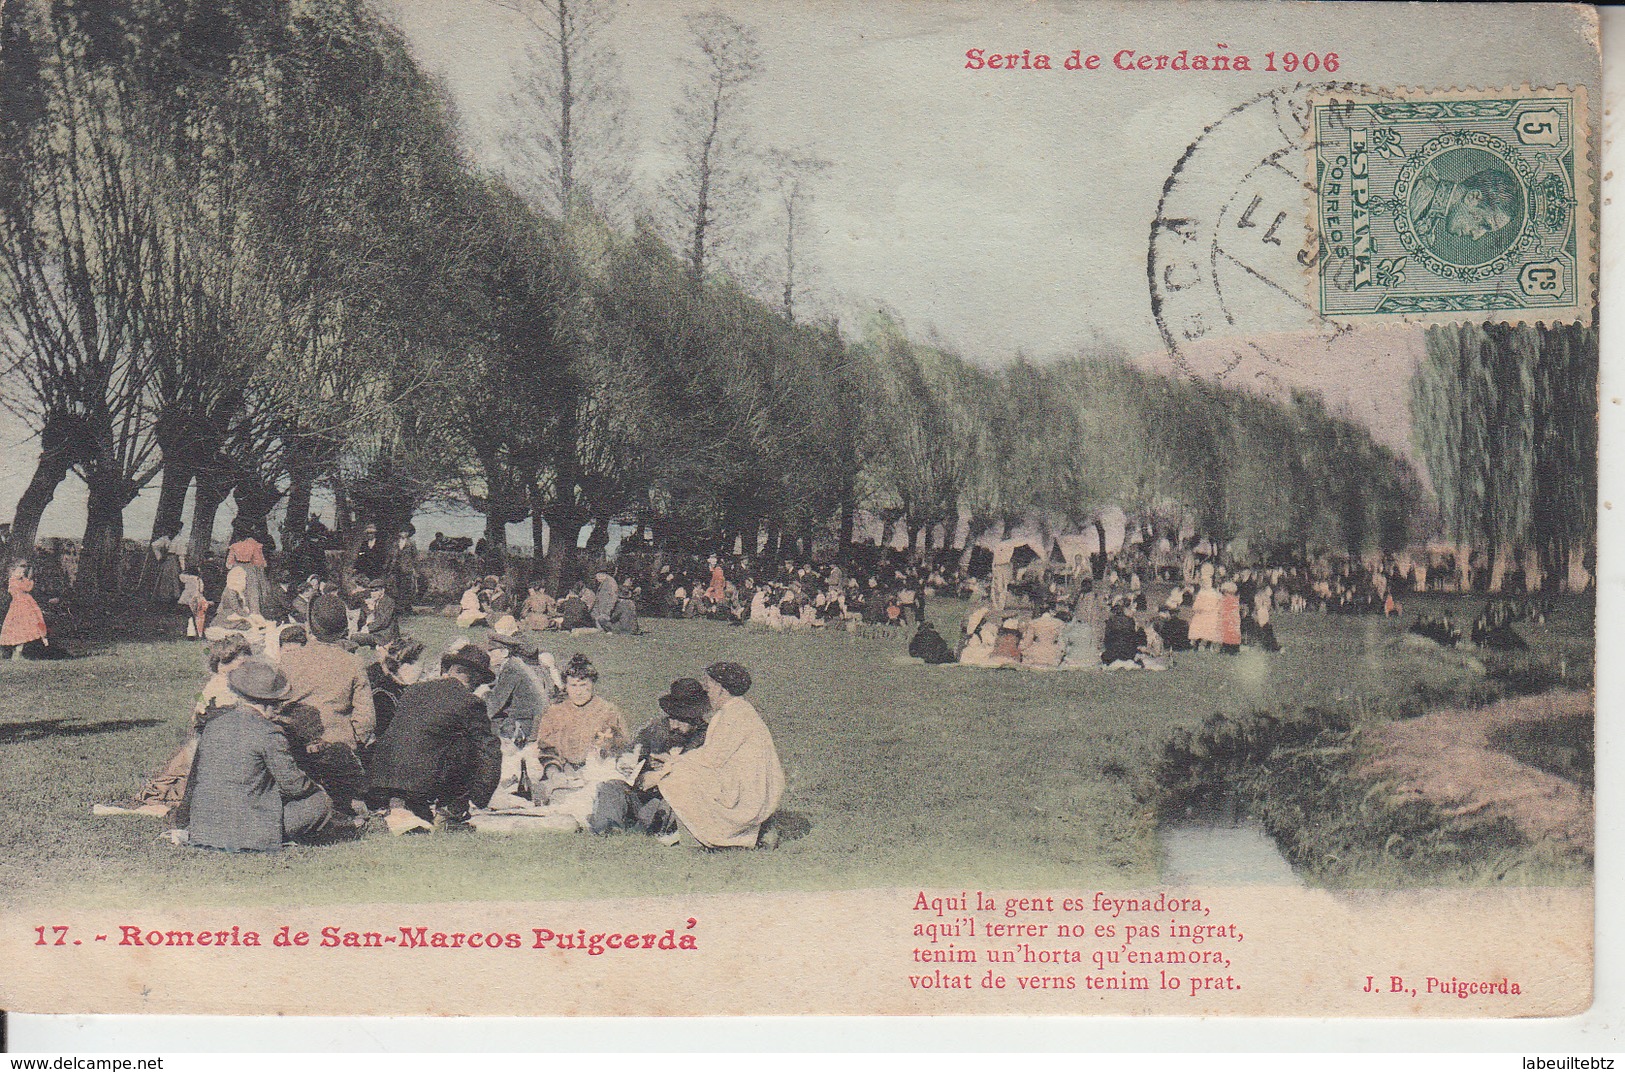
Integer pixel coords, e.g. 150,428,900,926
0,0,1573,598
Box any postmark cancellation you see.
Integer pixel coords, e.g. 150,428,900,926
1310,87,1593,324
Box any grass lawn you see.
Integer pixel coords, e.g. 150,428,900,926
0,594,1594,909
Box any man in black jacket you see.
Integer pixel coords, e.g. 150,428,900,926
366,645,502,830
908,621,956,664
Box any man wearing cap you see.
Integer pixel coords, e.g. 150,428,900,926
484,633,558,744
534,654,629,765
588,678,710,836
279,593,375,812
184,661,334,852
648,661,785,849
366,644,503,828
349,577,400,646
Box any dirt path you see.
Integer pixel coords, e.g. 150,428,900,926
1361,690,1594,858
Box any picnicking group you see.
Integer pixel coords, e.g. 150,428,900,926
99,577,786,853
15,510,1550,854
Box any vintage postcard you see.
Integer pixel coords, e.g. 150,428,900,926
0,0,1603,1024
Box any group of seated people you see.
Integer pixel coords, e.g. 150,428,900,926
950,597,1172,672
440,554,950,638
1408,598,1550,652
942,560,1291,671
636,556,946,631
460,570,642,637
107,591,787,854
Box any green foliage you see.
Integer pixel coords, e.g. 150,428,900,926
0,0,1432,569
1413,322,1596,577
854,326,1419,556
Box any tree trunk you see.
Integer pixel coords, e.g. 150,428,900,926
1566,544,1591,593
1487,539,1514,593
7,435,77,563
530,511,550,580
284,474,315,550
481,507,509,571
232,476,283,543
80,474,129,594
189,466,234,565
333,484,353,537
542,504,589,595
585,516,611,560
151,459,194,542
1522,546,1544,594
839,497,857,554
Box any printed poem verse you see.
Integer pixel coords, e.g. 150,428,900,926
910,890,1244,997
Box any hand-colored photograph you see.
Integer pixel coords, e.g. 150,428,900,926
0,0,1600,1020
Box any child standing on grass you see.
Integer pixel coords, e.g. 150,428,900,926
1,561,48,658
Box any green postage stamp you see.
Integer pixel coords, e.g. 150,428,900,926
1311,88,1592,322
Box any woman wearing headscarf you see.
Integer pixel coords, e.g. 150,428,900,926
648,661,784,849
1187,562,1223,651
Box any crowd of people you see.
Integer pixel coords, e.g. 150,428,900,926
17,511,1582,855
101,586,788,854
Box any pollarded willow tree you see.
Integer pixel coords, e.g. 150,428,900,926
0,0,169,589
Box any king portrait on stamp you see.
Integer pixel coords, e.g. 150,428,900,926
1311,89,1591,322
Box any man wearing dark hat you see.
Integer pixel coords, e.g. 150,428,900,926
353,522,386,580
365,643,502,828
279,593,375,814
184,660,334,852
647,661,785,849
483,633,557,744
587,678,710,837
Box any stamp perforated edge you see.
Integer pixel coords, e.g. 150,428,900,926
1303,84,1596,329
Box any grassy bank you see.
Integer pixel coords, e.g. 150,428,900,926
1152,594,1594,888
0,593,1593,908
